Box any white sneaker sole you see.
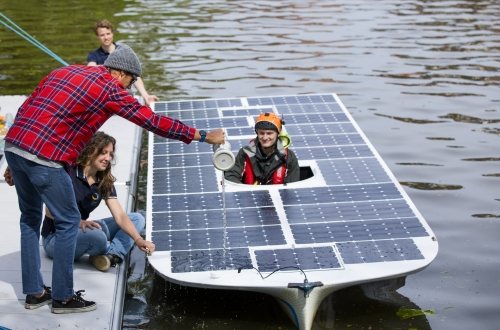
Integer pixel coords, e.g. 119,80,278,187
51,303,97,314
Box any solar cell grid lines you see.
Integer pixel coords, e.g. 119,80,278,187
147,93,438,330
147,92,436,277
155,98,242,112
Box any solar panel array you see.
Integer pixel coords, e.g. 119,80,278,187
150,94,428,274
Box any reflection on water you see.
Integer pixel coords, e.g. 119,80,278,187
399,181,462,190
314,277,433,329
472,213,500,218
375,113,446,124
125,262,432,330
426,137,455,140
462,157,500,161
396,162,443,166
1,0,500,329
439,113,500,124
482,127,500,135
126,273,295,330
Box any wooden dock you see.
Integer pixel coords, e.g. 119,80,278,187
0,96,143,330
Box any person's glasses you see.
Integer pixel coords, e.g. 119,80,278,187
128,74,137,89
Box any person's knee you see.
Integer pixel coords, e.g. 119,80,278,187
129,212,145,232
80,228,107,242
77,228,108,253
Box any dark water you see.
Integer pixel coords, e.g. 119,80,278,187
1,0,500,329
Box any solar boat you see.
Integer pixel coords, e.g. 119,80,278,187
146,93,438,330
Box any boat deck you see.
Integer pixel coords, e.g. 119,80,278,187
146,93,438,330
0,96,142,330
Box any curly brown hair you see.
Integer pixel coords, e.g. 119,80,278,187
77,131,117,198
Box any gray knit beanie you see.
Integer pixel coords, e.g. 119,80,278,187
104,44,142,77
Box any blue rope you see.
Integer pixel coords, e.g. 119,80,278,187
0,12,69,66
277,298,301,330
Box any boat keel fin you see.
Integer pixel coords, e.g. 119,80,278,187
288,280,324,298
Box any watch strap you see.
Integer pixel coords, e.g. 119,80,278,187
199,130,207,143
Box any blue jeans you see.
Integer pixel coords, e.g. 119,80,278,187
5,152,80,301
43,213,145,261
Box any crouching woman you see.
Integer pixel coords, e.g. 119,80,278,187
41,131,155,271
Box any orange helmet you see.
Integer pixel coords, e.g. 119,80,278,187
255,112,283,133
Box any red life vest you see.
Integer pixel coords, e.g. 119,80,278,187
242,149,288,185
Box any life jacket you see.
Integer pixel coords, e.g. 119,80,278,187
242,140,289,185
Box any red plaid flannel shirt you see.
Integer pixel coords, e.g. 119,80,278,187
6,65,195,166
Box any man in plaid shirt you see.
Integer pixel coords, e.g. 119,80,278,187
3,44,224,313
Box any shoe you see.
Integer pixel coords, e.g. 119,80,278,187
108,254,123,267
51,290,96,314
25,285,52,309
89,254,111,271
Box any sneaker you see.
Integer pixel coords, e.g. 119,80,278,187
25,285,52,309
51,290,96,314
108,254,123,267
89,254,111,271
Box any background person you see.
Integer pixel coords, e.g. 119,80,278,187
4,44,224,314
87,19,158,106
225,112,300,185
41,132,155,272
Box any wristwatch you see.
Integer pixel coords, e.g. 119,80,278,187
199,130,207,143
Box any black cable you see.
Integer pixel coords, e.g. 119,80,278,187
238,265,308,283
